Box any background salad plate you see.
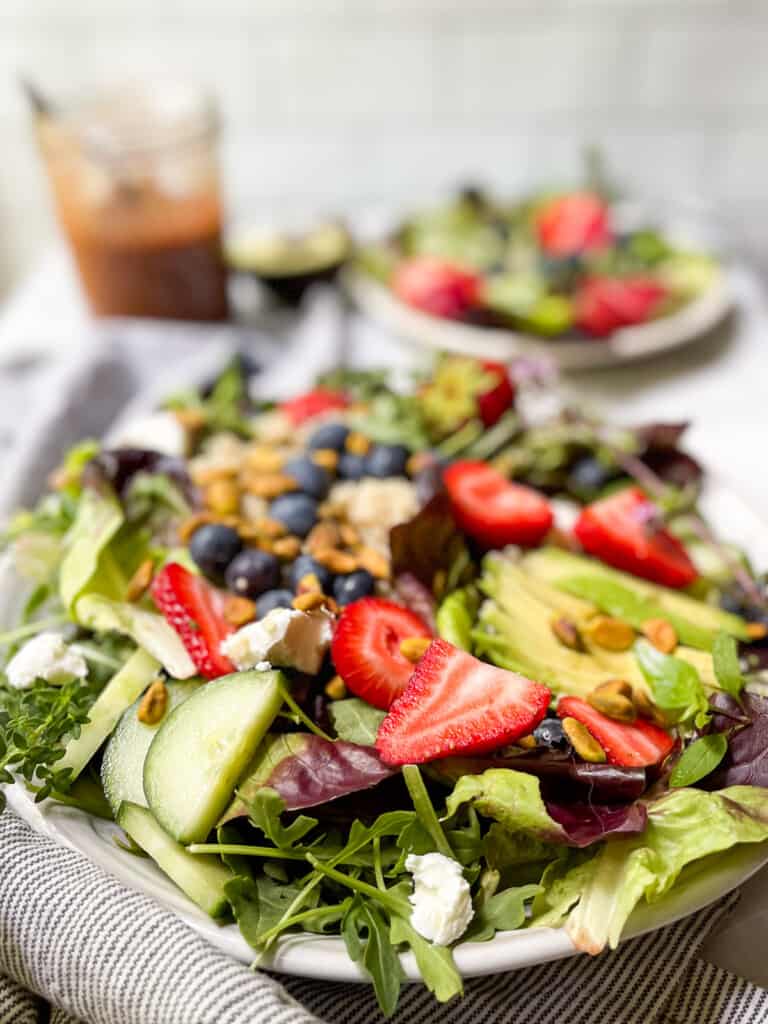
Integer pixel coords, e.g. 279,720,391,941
344,265,731,372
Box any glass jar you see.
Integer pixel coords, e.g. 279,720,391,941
37,81,229,321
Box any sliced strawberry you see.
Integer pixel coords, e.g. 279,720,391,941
392,257,482,320
376,639,551,765
331,597,432,710
151,563,235,679
574,275,667,337
444,460,553,548
477,361,515,427
557,696,674,768
535,192,612,257
280,389,349,426
574,485,697,588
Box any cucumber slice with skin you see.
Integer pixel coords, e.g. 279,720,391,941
59,648,161,782
101,680,203,817
117,801,232,918
144,669,285,844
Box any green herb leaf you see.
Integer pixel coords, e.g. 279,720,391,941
712,631,744,699
635,638,709,724
224,875,262,947
352,901,404,1017
670,734,728,788
389,915,464,1003
465,883,542,942
245,788,318,849
327,698,386,746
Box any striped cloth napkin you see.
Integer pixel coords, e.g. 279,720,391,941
1,809,767,1024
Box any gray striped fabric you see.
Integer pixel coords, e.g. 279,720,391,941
0,810,764,1024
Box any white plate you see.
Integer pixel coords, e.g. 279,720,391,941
4,407,768,983
344,267,732,372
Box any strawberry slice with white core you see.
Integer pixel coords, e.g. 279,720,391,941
331,597,432,710
477,361,515,427
376,639,551,765
280,389,349,426
557,696,675,768
392,258,482,320
444,460,554,548
535,192,612,257
574,485,697,589
151,563,235,680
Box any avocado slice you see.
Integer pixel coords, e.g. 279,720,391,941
475,553,717,699
521,547,750,648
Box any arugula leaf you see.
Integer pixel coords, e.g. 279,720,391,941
670,734,728,788
345,901,404,1017
328,699,386,746
464,883,542,942
712,631,744,699
402,764,454,859
245,788,318,849
389,915,464,1003
224,876,262,947
635,638,709,724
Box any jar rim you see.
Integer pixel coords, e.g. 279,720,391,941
43,79,219,160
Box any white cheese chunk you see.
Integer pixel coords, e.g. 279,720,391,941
5,633,88,690
112,411,187,457
405,852,474,946
220,608,333,675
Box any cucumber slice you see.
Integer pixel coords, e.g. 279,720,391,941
101,680,203,817
117,801,232,918
58,648,161,782
143,669,285,843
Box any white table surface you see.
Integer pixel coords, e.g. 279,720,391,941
2,246,768,986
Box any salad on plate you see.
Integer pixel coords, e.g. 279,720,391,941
356,186,721,341
2,355,768,1016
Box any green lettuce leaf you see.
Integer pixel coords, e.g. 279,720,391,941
59,490,124,612
557,786,768,954
446,770,566,844
74,593,195,678
328,698,386,746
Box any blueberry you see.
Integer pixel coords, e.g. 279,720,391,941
283,456,331,499
288,554,333,592
566,457,617,501
269,493,318,537
225,549,281,599
338,452,366,480
365,444,409,479
333,570,375,606
189,524,242,581
255,588,295,617
533,717,570,751
307,422,350,452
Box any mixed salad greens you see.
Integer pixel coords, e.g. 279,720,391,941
3,354,768,1017
357,184,720,341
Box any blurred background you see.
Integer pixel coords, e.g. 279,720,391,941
0,0,764,295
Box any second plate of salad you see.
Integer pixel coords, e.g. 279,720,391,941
348,188,731,369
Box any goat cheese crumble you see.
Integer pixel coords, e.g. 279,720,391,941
405,852,474,946
221,608,333,675
5,633,88,690
112,411,187,458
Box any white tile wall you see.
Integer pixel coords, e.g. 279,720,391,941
0,0,766,294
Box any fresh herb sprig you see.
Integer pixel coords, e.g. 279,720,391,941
0,678,98,811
